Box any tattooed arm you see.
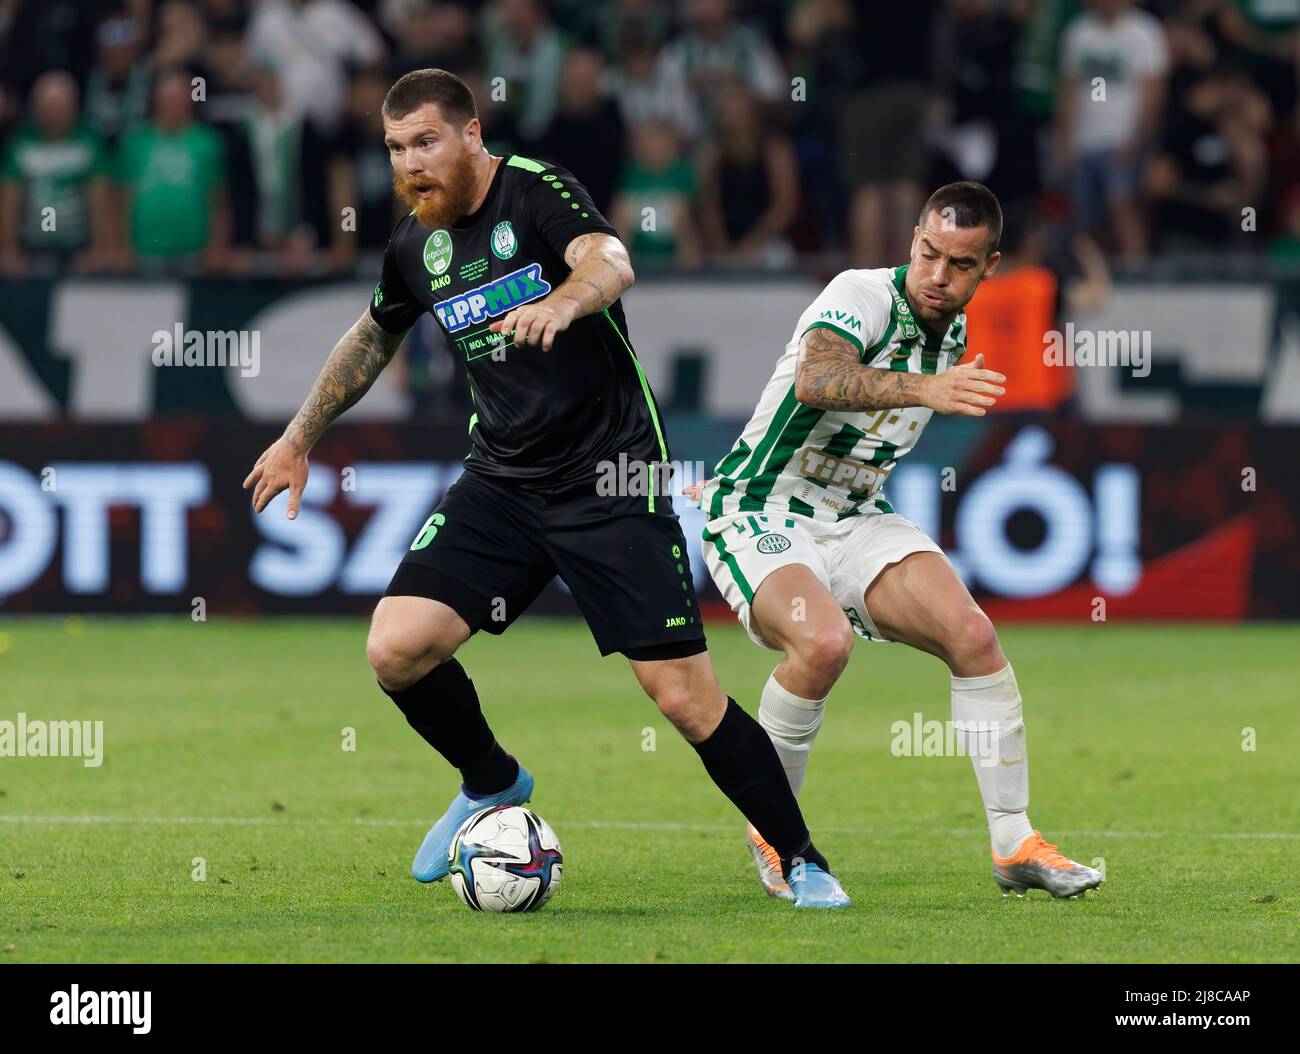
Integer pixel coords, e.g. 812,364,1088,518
489,233,635,352
556,232,635,317
794,326,1006,416
283,310,405,450
243,309,406,518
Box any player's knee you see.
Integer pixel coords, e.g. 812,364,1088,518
365,633,411,689
651,685,715,739
789,621,854,689
948,608,1003,672
366,629,436,691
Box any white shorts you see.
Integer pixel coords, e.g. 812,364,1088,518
702,509,944,650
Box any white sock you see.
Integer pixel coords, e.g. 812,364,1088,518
951,663,1035,858
758,671,827,800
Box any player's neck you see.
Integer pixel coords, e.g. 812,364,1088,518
467,151,501,216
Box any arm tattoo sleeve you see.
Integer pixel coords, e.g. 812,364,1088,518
795,326,929,412
283,310,405,451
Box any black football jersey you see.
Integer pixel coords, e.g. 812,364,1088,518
368,153,668,487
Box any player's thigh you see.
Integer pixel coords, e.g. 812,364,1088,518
545,495,704,659
702,512,842,652
388,471,555,639
749,563,852,666
862,550,1002,669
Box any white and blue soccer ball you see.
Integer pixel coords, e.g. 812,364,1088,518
448,805,563,912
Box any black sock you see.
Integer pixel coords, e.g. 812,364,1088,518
778,840,830,881
691,697,829,879
380,659,518,795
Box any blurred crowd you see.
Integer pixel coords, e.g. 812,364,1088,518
2,0,1300,279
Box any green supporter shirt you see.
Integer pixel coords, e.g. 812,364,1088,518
617,159,694,264
0,124,107,250
117,121,226,257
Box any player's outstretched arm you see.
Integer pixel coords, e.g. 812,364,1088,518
242,309,406,518
490,233,635,352
794,327,1005,416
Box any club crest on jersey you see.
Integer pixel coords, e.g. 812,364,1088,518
889,283,921,343
434,262,551,333
491,220,517,259
756,534,791,554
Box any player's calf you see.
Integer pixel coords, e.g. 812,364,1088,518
368,596,524,883
630,652,728,742
636,657,851,907
744,575,851,805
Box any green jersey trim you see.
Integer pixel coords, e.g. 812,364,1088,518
737,402,825,513
506,154,547,173
864,315,899,363
708,386,800,520
703,528,754,603
603,307,668,513
800,320,865,358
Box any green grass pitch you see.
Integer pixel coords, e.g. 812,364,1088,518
0,617,1295,963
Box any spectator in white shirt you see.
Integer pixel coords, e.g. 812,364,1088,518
245,0,386,137
1056,0,1169,259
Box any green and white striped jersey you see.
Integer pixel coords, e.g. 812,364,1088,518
701,265,968,525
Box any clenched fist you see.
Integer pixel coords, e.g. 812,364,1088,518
923,353,1006,416
243,436,309,518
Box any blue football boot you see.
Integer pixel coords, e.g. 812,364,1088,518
411,765,535,883
788,862,852,909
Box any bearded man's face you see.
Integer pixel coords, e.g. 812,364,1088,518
384,102,481,228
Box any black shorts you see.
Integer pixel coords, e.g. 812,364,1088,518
385,470,707,659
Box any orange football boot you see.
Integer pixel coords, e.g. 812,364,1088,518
993,830,1103,898
745,824,794,901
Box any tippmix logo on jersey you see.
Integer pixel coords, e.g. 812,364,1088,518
491,220,517,260
434,262,551,333
423,228,454,275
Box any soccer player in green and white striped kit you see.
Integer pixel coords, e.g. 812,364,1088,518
690,182,1103,901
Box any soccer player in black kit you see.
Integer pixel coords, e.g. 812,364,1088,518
243,69,847,907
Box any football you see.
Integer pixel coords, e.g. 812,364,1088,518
448,805,564,912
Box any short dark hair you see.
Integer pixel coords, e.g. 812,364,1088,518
919,181,1003,254
382,68,477,125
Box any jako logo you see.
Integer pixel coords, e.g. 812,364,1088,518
434,263,550,333
50,985,151,1034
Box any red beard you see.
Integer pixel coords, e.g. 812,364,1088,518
393,149,480,229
